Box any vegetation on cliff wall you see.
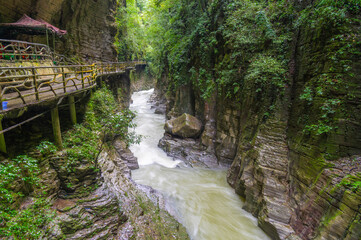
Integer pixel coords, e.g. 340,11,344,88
141,0,360,125
0,154,54,239
115,0,148,61
296,0,361,136
115,0,361,238
0,87,139,239
134,0,360,166
118,0,360,130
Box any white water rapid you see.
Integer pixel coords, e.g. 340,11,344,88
130,89,270,240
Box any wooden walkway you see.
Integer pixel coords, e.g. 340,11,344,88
0,61,144,113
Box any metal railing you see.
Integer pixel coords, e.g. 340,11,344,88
96,61,143,75
0,39,52,61
0,61,146,111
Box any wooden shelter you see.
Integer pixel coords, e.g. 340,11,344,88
0,14,67,49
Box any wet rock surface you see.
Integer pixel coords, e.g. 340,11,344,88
148,91,167,115
98,147,189,240
164,113,202,138
42,144,188,240
159,133,221,169
51,185,127,239
289,155,361,240
154,56,361,240
227,119,295,240
113,138,139,171
151,7,361,238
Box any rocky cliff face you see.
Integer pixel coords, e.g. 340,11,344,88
0,64,187,238
0,0,117,61
156,2,361,239
160,70,361,240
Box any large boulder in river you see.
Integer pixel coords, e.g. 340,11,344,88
165,113,202,138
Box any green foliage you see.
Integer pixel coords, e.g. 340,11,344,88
304,121,335,135
300,87,313,103
63,124,99,173
0,199,54,239
318,0,361,14
0,86,139,238
0,155,39,204
62,86,140,173
0,162,22,206
132,0,293,118
103,110,140,145
86,87,140,144
118,0,359,134
244,55,286,94
36,141,57,157
297,0,361,135
0,155,54,239
115,0,148,61
13,156,39,188
339,173,361,193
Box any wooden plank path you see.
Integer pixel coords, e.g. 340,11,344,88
0,61,144,113
0,61,145,153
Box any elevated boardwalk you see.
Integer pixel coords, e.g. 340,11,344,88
0,60,146,153
0,61,144,113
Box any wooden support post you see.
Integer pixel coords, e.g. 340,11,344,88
32,67,39,100
51,106,63,150
53,33,56,52
62,67,66,93
0,119,7,153
80,66,84,88
68,96,77,125
46,29,50,48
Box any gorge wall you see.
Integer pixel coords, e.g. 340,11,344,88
0,0,189,238
0,69,189,239
154,1,361,239
0,0,117,61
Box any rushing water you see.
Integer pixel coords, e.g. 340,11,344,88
130,89,270,240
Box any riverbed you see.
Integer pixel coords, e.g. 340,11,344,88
130,89,270,240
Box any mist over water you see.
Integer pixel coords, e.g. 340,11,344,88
130,89,270,240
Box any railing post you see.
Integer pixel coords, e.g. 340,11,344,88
68,96,77,125
81,66,84,88
32,67,39,101
0,117,7,153
90,64,94,86
0,86,3,111
62,67,66,93
51,106,63,150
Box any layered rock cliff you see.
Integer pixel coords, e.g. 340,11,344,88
0,70,188,239
154,1,361,239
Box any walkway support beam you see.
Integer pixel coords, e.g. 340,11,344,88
69,96,77,125
0,119,6,153
51,106,63,150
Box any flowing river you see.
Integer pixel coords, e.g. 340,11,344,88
130,89,270,240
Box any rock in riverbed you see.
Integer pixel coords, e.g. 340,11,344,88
165,113,202,138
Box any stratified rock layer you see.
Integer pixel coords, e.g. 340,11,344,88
155,5,361,239
97,146,189,239
159,133,219,168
